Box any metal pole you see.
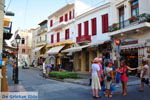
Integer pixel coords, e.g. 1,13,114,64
14,43,19,84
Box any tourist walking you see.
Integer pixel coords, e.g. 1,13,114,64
91,58,101,98
138,60,150,92
117,60,136,96
104,61,114,98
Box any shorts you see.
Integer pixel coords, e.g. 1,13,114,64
141,78,149,84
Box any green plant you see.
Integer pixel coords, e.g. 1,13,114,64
49,71,81,79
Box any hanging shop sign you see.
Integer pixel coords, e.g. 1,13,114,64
115,39,121,46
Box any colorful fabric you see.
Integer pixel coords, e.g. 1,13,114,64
119,66,128,83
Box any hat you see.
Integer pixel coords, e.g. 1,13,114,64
93,58,100,63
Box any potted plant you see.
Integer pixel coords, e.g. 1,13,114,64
128,16,137,23
111,23,120,31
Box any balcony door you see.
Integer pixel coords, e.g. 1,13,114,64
131,0,139,17
118,7,125,28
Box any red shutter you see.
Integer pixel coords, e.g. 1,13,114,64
102,14,108,33
59,16,63,22
65,13,68,22
84,21,89,36
78,23,82,37
50,20,53,27
65,29,69,40
51,35,54,43
57,32,60,42
69,11,72,20
91,18,97,35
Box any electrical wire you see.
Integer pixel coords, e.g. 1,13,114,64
6,0,13,12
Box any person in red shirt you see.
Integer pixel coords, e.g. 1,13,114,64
117,60,136,96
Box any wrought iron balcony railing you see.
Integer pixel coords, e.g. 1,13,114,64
109,13,150,32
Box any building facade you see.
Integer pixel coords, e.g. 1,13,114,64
108,0,150,70
46,0,90,71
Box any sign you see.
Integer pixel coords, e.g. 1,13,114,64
115,39,121,46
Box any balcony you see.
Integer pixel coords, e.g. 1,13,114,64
76,35,91,43
36,40,47,47
109,13,150,32
50,19,75,31
37,28,47,35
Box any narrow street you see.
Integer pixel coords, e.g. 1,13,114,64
7,65,150,100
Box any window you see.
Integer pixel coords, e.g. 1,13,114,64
65,29,70,40
50,20,53,27
78,23,82,37
22,49,25,53
84,21,89,35
69,11,72,20
51,35,54,43
22,38,25,44
59,16,63,22
91,18,97,35
57,32,60,42
131,0,139,16
118,7,124,28
65,13,68,22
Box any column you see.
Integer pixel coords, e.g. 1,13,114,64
81,51,86,72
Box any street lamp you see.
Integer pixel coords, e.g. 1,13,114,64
14,34,21,84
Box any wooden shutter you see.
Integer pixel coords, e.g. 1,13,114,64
84,21,89,36
65,13,68,22
69,11,72,20
78,23,82,37
59,16,63,22
50,20,53,27
102,14,108,33
91,18,97,35
57,32,60,42
51,35,54,43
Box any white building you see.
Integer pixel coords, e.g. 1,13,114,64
109,0,150,69
46,0,90,70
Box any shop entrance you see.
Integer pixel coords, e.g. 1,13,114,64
120,49,138,75
61,57,73,71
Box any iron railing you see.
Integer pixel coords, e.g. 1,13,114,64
109,13,150,32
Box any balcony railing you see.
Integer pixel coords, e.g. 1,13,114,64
109,13,150,32
76,35,91,43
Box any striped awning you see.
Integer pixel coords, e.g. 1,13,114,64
46,45,65,54
121,43,146,50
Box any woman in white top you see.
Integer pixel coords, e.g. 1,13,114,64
91,58,101,98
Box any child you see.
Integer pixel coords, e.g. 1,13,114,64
104,62,114,98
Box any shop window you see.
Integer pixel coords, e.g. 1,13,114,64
22,38,25,44
51,35,54,43
78,23,82,37
84,21,89,36
118,7,125,28
65,29,70,40
131,0,139,16
57,32,60,42
102,14,108,33
91,18,97,35
59,16,63,22
65,13,68,22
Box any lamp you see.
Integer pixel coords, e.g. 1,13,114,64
14,34,21,84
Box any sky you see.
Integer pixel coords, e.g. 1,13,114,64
5,0,104,33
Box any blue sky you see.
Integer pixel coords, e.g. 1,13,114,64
5,0,104,32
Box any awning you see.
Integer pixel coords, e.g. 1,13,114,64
47,45,65,54
61,45,89,53
33,46,44,52
46,40,74,48
121,43,146,50
88,41,105,47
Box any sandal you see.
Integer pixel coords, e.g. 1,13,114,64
122,93,127,96
95,96,101,99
